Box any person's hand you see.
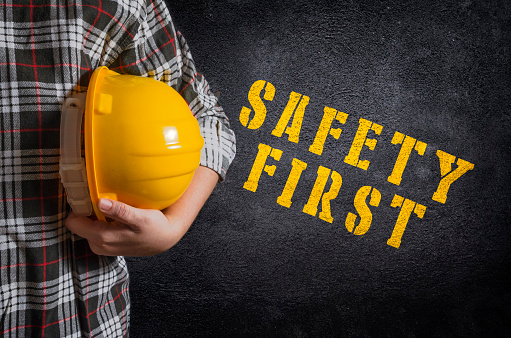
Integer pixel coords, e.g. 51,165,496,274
64,166,219,257
65,199,185,256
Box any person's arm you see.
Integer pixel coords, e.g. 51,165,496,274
65,166,218,256
65,1,235,256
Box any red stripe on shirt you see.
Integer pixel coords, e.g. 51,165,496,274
29,2,48,336
0,3,134,39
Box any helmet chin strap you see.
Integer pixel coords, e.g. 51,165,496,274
59,92,94,216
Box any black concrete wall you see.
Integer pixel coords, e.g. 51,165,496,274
127,1,511,336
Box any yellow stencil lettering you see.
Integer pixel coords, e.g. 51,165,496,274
239,80,275,130
432,150,475,204
345,186,381,235
271,91,309,143
387,195,426,249
387,132,427,186
308,107,348,156
277,158,308,208
243,143,283,192
303,167,343,223
344,118,383,170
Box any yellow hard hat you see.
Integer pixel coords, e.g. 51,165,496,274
60,67,204,221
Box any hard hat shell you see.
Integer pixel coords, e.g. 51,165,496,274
83,66,204,221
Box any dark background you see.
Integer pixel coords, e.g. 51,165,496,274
126,1,511,337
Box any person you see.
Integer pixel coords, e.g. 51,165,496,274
0,0,236,336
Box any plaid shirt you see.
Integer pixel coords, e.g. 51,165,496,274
0,0,236,336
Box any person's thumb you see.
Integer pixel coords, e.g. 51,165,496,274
98,198,142,226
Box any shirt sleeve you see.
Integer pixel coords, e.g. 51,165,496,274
106,0,236,181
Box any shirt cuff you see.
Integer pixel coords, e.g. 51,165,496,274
198,116,236,181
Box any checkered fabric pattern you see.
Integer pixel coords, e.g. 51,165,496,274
0,0,236,336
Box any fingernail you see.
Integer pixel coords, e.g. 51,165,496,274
99,198,113,211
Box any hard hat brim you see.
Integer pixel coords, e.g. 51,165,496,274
84,66,113,221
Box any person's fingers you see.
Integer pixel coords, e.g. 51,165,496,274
64,211,101,239
66,201,173,256
65,211,135,256
97,198,147,229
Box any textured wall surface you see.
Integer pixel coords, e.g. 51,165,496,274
127,1,510,336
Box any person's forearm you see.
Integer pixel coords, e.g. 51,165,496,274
162,165,219,240
64,165,219,256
